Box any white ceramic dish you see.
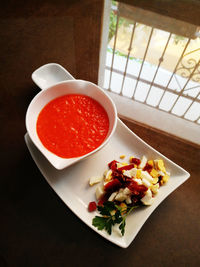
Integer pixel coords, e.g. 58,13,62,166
25,118,190,248
26,63,117,170
32,63,75,90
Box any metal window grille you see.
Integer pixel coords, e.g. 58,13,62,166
102,2,200,125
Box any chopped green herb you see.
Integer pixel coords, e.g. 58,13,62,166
92,201,139,236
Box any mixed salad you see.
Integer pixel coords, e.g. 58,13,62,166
88,155,170,236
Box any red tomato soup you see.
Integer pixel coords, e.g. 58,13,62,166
36,94,109,158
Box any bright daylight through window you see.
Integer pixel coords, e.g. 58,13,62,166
99,0,200,145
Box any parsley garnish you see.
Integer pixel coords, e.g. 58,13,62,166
92,201,139,236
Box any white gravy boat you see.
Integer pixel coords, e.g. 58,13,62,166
26,63,117,170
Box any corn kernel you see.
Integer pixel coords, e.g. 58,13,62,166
152,177,159,184
162,174,169,183
155,159,166,173
129,156,134,163
136,169,142,178
151,183,159,194
120,154,126,159
148,160,154,167
150,169,159,178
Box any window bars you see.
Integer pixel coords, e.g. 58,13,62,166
103,3,200,125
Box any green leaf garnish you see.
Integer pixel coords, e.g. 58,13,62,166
92,201,139,236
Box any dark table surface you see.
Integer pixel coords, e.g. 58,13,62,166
1,1,200,266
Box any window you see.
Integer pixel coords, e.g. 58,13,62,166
99,0,200,145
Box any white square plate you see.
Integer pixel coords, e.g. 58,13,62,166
24,118,190,248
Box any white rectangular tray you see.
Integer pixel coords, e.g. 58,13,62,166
24,118,190,248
